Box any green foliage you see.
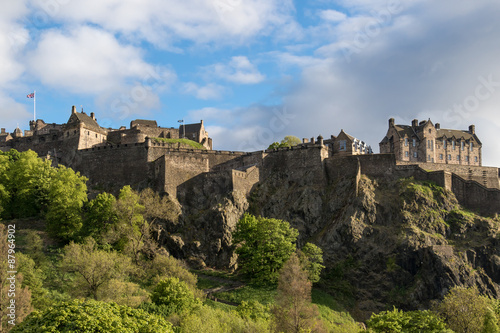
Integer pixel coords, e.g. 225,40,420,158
237,300,271,321
145,254,198,289
152,137,206,149
435,286,491,333
298,243,325,283
60,237,134,300
233,213,299,284
179,304,270,333
482,307,500,333
45,165,88,240
10,299,174,333
83,192,118,240
151,277,202,315
267,135,301,149
367,307,449,332
17,252,49,310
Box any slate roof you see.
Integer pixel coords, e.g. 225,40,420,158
67,112,102,132
179,123,202,134
131,119,158,128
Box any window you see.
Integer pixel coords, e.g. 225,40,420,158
443,140,447,149
475,156,478,162
452,141,455,150
404,138,408,146
429,129,431,134
413,152,417,158
412,138,416,147
456,156,460,161
339,140,346,151
439,154,443,160
461,141,464,151
448,154,451,160
431,140,434,151
466,156,469,162
428,155,431,161
95,134,98,138
405,151,409,157
470,142,473,151
427,140,430,148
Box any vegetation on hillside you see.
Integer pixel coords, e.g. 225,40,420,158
1,149,499,332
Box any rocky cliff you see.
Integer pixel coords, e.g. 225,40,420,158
158,163,500,316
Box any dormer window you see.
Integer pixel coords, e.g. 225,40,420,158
339,140,346,151
461,141,464,150
470,142,473,151
404,138,408,146
443,140,446,149
452,141,455,150
412,138,416,147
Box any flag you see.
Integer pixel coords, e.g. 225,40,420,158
178,120,183,123
27,93,35,98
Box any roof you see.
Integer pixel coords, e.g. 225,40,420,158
436,129,481,144
393,125,418,138
179,123,202,134
67,112,102,132
131,119,158,128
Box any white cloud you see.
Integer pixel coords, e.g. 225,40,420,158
27,26,161,94
182,82,227,100
319,9,347,22
206,56,265,84
32,0,297,48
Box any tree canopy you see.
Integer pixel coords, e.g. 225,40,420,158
267,135,302,150
233,213,299,284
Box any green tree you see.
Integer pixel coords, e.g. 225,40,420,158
3,150,54,218
267,135,301,150
82,192,118,241
435,286,491,333
297,243,325,283
273,253,325,333
60,238,134,300
233,214,299,284
45,165,88,240
367,307,450,332
10,299,174,333
482,308,500,333
151,277,202,316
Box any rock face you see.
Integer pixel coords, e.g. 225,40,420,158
158,159,500,315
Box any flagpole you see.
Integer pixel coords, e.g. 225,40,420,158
33,90,36,122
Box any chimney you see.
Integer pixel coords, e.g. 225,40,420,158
1,128,5,134
317,135,324,146
302,138,309,144
200,120,204,126
72,105,77,114
469,125,475,135
311,137,315,144
412,119,418,128
435,123,440,130
90,112,96,121
389,118,395,127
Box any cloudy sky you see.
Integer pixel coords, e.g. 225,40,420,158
2,0,500,166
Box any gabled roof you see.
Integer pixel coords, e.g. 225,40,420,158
393,125,418,138
180,123,202,134
67,112,101,132
436,129,478,143
131,119,158,128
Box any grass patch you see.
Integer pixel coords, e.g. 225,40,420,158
214,284,277,305
204,299,236,311
152,137,206,149
197,277,226,290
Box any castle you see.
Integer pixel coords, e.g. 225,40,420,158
1,108,499,216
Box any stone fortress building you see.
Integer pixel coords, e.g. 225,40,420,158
380,118,481,166
1,108,499,215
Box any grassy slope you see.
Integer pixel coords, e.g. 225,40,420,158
152,137,206,149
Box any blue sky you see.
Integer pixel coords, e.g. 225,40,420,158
2,0,500,166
